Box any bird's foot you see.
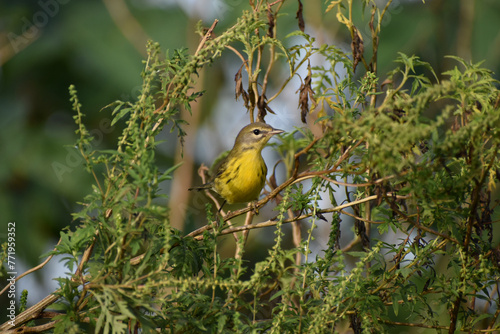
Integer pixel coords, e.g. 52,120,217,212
248,201,259,215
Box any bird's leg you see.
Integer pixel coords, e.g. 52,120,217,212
218,200,227,214
248,201,259,215
215,200,227,227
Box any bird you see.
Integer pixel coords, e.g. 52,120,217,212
189,122,284,207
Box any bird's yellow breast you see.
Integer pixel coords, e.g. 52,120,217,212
214,149,267,204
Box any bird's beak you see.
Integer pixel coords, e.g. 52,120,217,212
269,128,284,135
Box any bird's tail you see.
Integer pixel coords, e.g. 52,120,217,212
188,183,212,191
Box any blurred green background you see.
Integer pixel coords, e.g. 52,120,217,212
1,0,500,309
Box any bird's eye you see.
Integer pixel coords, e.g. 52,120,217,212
253,129,261,135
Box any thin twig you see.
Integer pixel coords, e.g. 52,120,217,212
195,19,219,56
226,45,250,73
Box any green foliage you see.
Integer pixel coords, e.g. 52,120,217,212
2,1,499,333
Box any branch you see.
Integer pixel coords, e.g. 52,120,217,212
195,19,219,56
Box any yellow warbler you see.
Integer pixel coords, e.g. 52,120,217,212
189,122,283,205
